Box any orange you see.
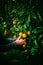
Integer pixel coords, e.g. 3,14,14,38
22,33,27,38
27,31,31,35
19,32,23,37
13,35,16,39
22,44,26,48
3,22,6,24
20,38,23,41
13,21,17,25
23,41,27,45
20,39,27,45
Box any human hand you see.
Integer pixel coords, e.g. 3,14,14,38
15,36,26,45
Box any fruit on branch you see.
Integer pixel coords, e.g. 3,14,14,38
22,33,27,38
19,32,23,37
3,22,6,24
22,44,26,48
27,31,31,35
13,35,16,39
13,21,17,25
23,41,27,45
19,38,24,41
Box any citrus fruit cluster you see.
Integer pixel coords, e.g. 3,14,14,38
2,20,31,49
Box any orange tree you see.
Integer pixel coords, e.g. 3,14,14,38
0,0,43,64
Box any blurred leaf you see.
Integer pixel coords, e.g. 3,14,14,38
31,46,38,55
32,27,43,34
28,15,30,22
31,11,37,19
34,39,38,46
23,24,27,29
18,9,25,16
37,12,42,21
15,28,19,31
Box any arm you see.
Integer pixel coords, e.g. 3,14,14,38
0,35,26,52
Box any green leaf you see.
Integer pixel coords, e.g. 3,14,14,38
31,46,38,55
15,28,19,31
37,12,42,21
31,11,37,19
18,10,24,16
28,15,30,22
23,24,27,29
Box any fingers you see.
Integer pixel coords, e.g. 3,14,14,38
21,39,26,42
15,36,26,45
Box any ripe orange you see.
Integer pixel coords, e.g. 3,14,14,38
23,41,27,45
13,35,16,39
20,39,27,45
19,32,23,37
22,33,27,38
3,22,6,24
19,38,23,41
13,21,17,25
22,44,26,48
27,31,31,35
